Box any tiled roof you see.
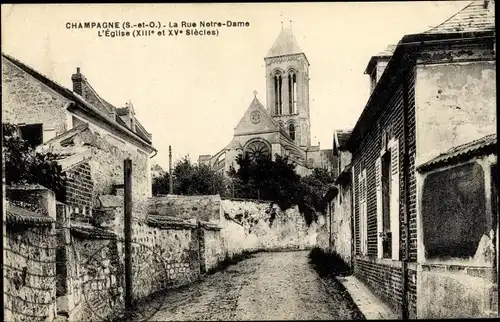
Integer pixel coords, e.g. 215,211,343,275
266,27,303,58
2,53,154,147
424,1,495,34
6,204,55,226
418,133,497,172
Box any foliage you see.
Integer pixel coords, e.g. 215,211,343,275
152,155,230,196
228,154,336,225
152,171,170,196
3,123,67,201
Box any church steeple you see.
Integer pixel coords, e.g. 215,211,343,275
265,26,304,58
264,24,311,147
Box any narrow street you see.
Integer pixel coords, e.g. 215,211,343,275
128,251,362,321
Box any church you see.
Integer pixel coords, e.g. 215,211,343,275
198,26,335,177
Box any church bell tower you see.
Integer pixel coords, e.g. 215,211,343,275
264,24,311,148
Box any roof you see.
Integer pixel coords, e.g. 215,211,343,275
2,53,154,148
417,133,497,172
115,107,129,116
424,1,495,34
364,44,397,75
333,129,353,154
6,204,55,226
266,27,304,58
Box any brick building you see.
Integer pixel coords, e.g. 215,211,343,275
2,54,157,221
341,0,496,318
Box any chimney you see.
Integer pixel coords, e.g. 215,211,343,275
71,66,86,96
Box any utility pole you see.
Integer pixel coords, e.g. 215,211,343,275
123,159,133,309
169,145,173,194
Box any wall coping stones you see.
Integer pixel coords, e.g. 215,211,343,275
221,196,274,204
162,194,222,201
97,195,123,208
7,183,51,191
199,220,222,231
147,214,198,230
70,223,117,240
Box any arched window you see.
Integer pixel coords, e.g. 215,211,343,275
274,73,283,115
288,72,297,114
245,140,271,162
289,123,296,141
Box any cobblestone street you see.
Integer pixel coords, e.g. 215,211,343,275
129,250,362,321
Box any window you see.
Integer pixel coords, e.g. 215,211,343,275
244,140,271,163
381,150,392,258
422,162,487,260
274,73,283,115
289,123,296,141
288,72,297,114
358,168,368,255
19,123,43,148
376,139,400,260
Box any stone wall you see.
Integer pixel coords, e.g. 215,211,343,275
131,222,201,299
331,184,353,265
220,198,325,257
67,233,122,322
150,195,221,222
2,56,70,139
199,223,224,273
4,224,58,322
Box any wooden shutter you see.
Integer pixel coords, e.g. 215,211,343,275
376,157,383,258
390,140,400,260
358,172,362,255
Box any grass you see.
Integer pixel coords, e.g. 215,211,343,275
308,247,365,320
308,247,351,277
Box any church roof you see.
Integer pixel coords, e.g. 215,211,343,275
423,1,495,34
266,27,303,58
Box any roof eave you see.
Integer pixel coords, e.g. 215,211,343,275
346,30,496,152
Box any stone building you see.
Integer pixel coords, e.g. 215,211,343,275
2,54,157,221
198,27,335,177
342,0,496,319
325,129,354,267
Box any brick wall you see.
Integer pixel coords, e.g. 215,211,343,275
66,162,93,207
353,257,403,317
351,61,417,315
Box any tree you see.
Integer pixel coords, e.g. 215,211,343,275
228,153,335,225
152,171,171,196
3,123,67,201
152,155,229,196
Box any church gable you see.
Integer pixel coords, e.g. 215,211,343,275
234,96,278,136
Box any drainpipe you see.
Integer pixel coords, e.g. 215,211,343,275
401,62,411,320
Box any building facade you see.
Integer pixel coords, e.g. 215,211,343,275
341,1,496,318
198,27,335,177
2,54,156,221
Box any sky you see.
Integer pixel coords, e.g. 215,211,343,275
2,2,470,170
